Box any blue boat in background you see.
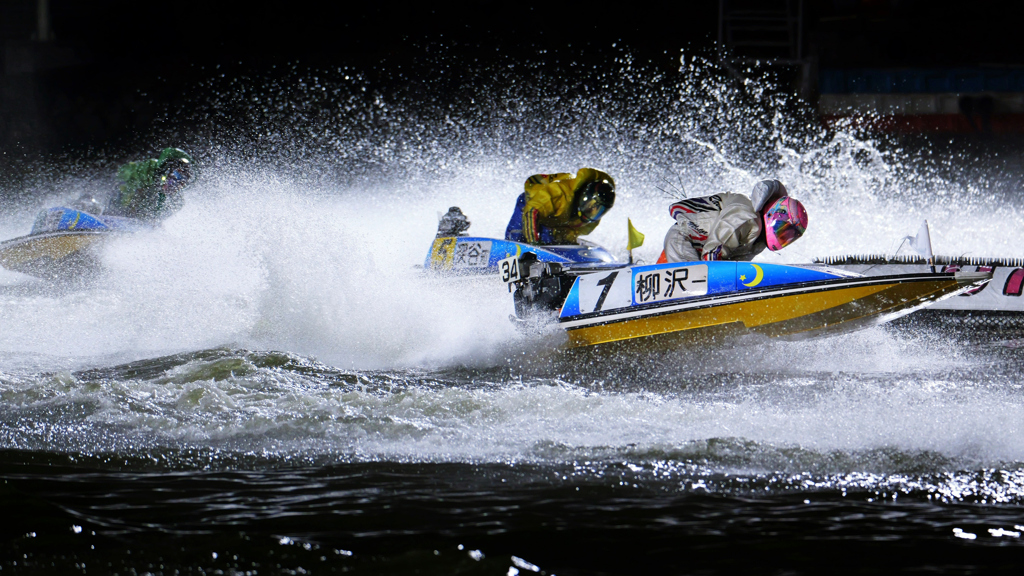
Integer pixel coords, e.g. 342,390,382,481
0,207,151,279
424,235,621,275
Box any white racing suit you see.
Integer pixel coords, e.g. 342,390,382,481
663,192,772,262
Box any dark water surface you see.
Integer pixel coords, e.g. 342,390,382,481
4,455,1024,575
2,329,1024,575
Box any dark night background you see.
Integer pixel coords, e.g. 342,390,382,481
6,3,1024,575
3,0,1024,157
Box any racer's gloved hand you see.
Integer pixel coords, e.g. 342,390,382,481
701,246,723,261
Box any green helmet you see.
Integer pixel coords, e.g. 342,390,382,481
157,147,194,167
156,148,196,193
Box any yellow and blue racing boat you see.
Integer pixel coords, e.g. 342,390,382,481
0,207,150,279
505,256,992,348
424,235,620,275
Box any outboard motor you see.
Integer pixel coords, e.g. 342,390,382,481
510,252,575,320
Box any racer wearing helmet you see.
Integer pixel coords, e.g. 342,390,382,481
436,206,472,237
504,168,616,245
658,179,807,263
107,147,196,220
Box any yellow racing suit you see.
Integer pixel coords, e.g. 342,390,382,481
517,168,615,245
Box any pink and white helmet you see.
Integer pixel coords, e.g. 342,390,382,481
764,197,808,251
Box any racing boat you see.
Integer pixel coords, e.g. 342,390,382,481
505,254,992,349
0,207,150,279
423,235,621,275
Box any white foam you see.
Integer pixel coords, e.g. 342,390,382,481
1,342,1020,469
6,66,1024,369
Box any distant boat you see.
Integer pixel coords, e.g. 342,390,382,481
0,207,151,280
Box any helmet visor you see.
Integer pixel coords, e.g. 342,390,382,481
767,219,802,250
581,187,610,220
579,196,609,223
763,197,807,251
161,168,190,192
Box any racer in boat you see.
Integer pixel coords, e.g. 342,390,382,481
106,147,196,220
504,168,615,245
70,193,104,215
658,179,807,262
436,206,472,237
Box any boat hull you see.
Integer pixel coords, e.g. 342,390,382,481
0,207,151,280
0,231,109,279
560,273,989,349
814,256,1024,313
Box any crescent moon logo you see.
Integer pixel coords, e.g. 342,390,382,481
742,264,764,287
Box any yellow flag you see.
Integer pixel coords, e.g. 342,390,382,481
627,218,645,251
